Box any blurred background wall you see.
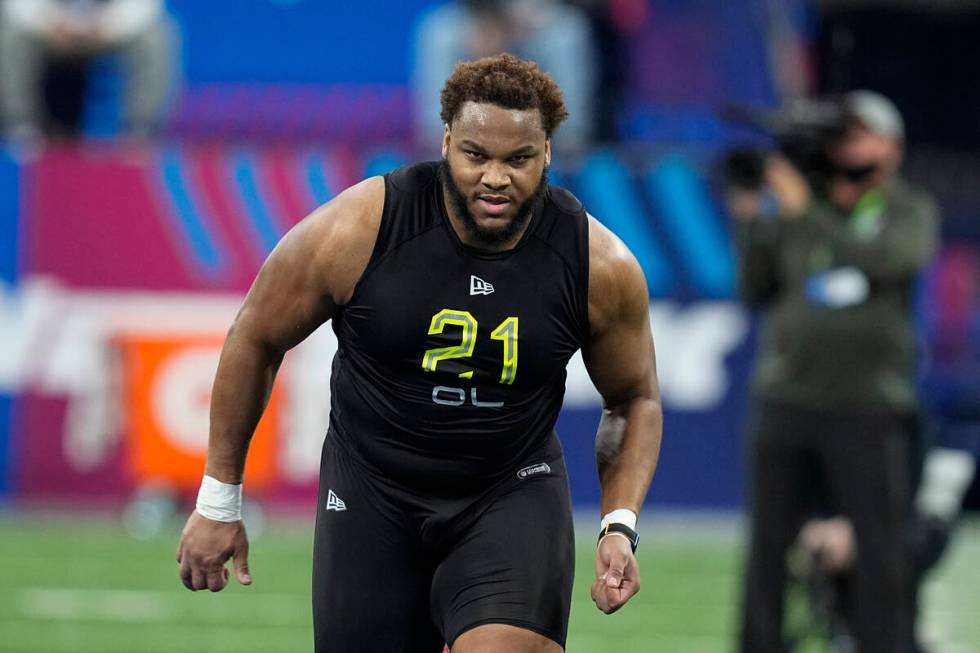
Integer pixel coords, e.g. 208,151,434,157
0,0,977,515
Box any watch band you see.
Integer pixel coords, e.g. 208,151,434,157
598,522,640,553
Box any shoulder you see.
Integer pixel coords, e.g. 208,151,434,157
303,176,384,249
587,214,648,335
387,161,440,195
548,185,585,216
283,176,385,305
887,178,940,221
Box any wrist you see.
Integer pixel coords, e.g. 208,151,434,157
195,474,242,522
598,509,639,553
600,508,637,531
598,522,640,553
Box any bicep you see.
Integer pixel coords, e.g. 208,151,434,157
229,177,382,354
582,262,658,409
231,222,337,355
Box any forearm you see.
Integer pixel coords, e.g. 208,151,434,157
806,202,937,280
205,327,284,484
596,396,663,515
734,220,781,307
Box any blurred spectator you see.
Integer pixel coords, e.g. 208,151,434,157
0,0,180,143
727,90,940,653
412,0,595,152
757,0,815,100
564,0,633,142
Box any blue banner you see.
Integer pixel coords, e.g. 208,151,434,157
0,148,20,497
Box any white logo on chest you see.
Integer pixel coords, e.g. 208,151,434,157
469,276,495,296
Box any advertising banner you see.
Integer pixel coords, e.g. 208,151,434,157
116,333,281,490
7,144,752,509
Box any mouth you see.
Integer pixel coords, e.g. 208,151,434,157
475,195,513,217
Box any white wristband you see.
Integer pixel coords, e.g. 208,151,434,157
195,475,243,522
600,508,637,531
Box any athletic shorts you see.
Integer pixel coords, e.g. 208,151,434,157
312,430,575,652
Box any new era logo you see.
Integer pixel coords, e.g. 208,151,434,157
517,462,551,479
325,489,347,512
470,275,495,296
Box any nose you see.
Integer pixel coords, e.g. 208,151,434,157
481,161,510,190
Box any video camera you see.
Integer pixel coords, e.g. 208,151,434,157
721,97,851,192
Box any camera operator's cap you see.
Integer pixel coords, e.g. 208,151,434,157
844,90,905,140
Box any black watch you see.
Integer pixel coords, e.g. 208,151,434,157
598,522,640,553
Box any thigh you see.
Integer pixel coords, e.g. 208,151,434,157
819,412,910,540
452,623,562,653
432,456,575,650
313,436,443,653
746,403,813,539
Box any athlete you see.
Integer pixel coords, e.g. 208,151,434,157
176,54,663,652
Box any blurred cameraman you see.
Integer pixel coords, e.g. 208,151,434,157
730,91,939,653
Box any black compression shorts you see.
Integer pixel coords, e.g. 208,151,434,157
312,431,575,652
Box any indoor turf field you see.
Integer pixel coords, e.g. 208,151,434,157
1,512,977,653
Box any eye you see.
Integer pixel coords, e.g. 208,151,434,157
464,150,486,160
509,155,531,164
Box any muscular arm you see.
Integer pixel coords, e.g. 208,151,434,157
177,177,383,593
206,176,384,482
583,216,663,614
584,216,662,515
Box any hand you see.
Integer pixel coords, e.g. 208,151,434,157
765,156,811,219
591,533,641,614
176,511,252,592
799,517,855,573
725,187,765,222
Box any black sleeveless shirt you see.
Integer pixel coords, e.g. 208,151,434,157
329,161,590,490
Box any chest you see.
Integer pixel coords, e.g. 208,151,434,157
336,229,585,390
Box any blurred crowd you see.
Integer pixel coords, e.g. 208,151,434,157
0,0,180,144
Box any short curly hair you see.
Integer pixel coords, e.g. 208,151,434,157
439,54,568,137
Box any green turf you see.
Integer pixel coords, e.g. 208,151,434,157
0,512,977,652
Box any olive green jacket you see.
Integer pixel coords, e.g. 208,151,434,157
735,179,940,411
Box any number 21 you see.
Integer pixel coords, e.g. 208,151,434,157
422,310,519,385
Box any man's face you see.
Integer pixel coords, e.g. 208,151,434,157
441,101,551,248
827,122,902,211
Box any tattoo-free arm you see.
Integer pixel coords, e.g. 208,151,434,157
205,177,383,483
583,217,663,520
583,217,662,614
177,178,382,594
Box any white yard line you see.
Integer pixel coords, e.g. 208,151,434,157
15,587,304,624
18,588,178,622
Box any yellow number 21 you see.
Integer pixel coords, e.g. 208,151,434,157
421,310,519,385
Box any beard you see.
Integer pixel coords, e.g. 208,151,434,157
439,159,549,248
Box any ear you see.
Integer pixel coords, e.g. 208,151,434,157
441,124,451,159
544,139,551,168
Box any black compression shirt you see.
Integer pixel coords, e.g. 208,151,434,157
328,161,591,490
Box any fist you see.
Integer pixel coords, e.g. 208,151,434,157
591,533,641,614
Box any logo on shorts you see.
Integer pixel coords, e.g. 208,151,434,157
470,275,495,296
325,489,347,511
517,462,551,479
